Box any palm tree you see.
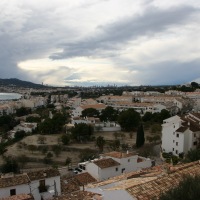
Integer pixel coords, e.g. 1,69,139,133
96,136,106,152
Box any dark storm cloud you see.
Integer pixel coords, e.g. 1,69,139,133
50,5,198,59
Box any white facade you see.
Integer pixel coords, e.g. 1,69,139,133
161,114,200,156
0,170,61,200
0,183,30,198
80,152,151,181
14,122,37,133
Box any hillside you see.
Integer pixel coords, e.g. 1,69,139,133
0,78,47,88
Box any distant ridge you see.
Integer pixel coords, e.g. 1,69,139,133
0,78,47,88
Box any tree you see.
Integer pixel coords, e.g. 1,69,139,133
52,145,62,157
82,108,99,117
142,112,153,122
14,130,26,140
61,134,70,145
109,139,120,151
118,109,141,131
17,154,29,170
16,107,31,117
27,145,37,154
159,109,171,122
96,136,106,152
191,81,199,88
65,157,72,169
185,149,200,162
159,175,200,200
79,148,98,162
38,146,48,154
71,123,94,142
37,135,46,144
0,157,20,173
100,106,118,121
136,124,145,148
26,116,41,123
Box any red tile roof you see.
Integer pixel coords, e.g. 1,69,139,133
0,174,29,188
93,158,120,169
104,151,136,158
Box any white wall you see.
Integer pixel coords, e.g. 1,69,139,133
30,176,61,200
0,184,30,198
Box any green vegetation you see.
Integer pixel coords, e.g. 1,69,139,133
82,108,99,117
96,136,106,152
159,175,200,200
118,109,141,131
71,123,94,142
136,124,145,148
100,106,119,121
38,113,66,134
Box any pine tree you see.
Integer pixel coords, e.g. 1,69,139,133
136,124,145,148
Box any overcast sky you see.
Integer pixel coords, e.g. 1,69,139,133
1,0,200,86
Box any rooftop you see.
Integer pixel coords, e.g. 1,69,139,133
126,161,200,200
104,151,136,159
27,168,60,181
93,158,120,169
0,194,34,200
0,174,29,189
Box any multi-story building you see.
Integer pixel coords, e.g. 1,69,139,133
161,113,200,156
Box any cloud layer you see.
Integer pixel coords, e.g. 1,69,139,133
0,0,200,86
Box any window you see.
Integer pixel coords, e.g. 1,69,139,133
128,159,130,162
10,189,16,196
176,142,178,146
173,140,175,143
176,150,178,154
38,180,47,193
173,148,174,151
121,168,125,173
174,125,175,128
115,167,118,171
176,134,179,138
193,141,197,146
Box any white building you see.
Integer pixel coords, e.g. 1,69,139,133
79,151,151,181
161,113,200,156
14,122,37,133
0,169,61,200
72,104,106,117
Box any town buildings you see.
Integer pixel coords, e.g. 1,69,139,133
0,169,61,200
78,151,152,181
161,113,200,156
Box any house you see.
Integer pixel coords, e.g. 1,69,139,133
0,174,30,199
161,113,200,156
27,169,61,200
79,151,152,181
0,169,61,200
71,117,121,132
84,161,200,200
72,104,106,117
14,122,37,134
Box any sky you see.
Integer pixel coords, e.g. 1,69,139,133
1,0,200,86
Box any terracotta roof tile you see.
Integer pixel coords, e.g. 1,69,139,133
93,158,120,169
126,161,200,200
104,151,136,158
0,194,34,200
0,174,29,188
53,191,102,200
27,169,60,181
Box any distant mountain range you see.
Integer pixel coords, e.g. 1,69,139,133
0,78,47,88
